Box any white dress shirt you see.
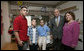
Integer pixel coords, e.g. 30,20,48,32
32,28,36,43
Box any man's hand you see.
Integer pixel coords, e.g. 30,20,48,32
29,41,32,45
50,35,53,40
37,39,39,44
29,37,32,45
14,31,23,46
18,40,23,46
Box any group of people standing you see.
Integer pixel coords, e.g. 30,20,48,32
13,6,80,50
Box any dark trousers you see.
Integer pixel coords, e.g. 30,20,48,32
17,44,23,50
29,44,38,50
62,44,74,50
17,41,29,50
53,38,63,50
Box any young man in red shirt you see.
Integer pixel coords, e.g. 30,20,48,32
13,6,29,50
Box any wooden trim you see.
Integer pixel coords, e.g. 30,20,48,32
55,1,69,7
60,6,78,13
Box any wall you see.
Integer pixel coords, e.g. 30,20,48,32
56,1,83,20
10,5,54,16
1,1,11,48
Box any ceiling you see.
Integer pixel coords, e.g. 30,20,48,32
9,1,68,8
24,1,60,5
9,1,71,15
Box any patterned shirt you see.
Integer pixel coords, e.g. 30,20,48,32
27,26,38,45
13,15,29,42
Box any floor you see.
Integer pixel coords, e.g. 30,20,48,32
1,41,18,50
1,34,83,50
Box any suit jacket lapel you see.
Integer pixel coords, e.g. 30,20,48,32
58,16,62,27
54,16,63,27
54,17,58,27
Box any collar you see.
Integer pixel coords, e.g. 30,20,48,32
31,25,36,28
56,15,60,18
19,15,26,19
40,24,46,27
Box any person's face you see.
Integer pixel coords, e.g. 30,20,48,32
32,20,36,26
20,8,28,16
54,9,60,17
40,20,44,26
66,13,73,21
10,28,13,30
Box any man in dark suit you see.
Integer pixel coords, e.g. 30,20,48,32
50,8,65,50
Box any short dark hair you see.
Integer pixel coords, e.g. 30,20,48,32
40,19,43,21
31,18,36,21
40,19,45,23
20,6,27,10
64,11,75,20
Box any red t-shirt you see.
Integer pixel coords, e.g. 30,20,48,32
13,15,29,42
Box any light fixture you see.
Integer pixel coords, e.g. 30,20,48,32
41,6,46,12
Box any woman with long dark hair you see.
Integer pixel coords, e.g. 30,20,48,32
62,11,80,50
